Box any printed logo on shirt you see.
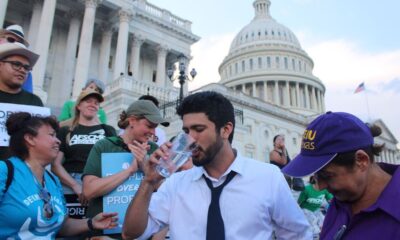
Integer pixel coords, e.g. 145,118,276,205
69,129,106,145
306,195,324,205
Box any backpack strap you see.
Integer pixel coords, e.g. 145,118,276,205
101,124,112,137
1,159,14,194
0,159,56,195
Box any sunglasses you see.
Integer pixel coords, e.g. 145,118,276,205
6,36,19,43
38,187,54,219
0,60,32,71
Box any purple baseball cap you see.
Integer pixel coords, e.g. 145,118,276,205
282,112,373,177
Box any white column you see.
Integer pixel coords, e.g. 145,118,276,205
274,81,279,104
321,91,325,112
56,11,81,104
27,0,42,48
31,0,57,103
311,87,317,110
98,25,113,84
263,81,268,101
130,35,144,80
304,84,310,109
389,150,394,163
296,82,300,108
0,0,8,27
241,84,245,93
317,90,323,112
156,45,168,86
290,84,296,107
113,9,132,81
252,82,256,97
284,81,290,106
72,0,100,99
385,150,388,163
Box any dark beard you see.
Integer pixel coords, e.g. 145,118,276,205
193,135,224,167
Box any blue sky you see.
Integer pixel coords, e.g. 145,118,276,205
151,0,400,142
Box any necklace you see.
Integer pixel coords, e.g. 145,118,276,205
25,162,54,219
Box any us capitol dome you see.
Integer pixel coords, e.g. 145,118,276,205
218,0,325,116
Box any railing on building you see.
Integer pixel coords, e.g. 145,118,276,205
134,0,192,31
106,76,179,103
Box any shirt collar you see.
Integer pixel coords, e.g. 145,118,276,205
374,163,400,221
191,149,246,181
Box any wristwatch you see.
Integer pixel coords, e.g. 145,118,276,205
87,218,95,231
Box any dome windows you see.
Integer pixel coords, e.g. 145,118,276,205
267,56,271,68
284,57,288,69
275,56,280,68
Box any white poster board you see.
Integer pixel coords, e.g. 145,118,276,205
0,103,51,146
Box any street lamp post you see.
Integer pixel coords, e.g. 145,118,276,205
167,54,196,103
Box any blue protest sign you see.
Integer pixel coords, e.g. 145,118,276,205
101,152,144,234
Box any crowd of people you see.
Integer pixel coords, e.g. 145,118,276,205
1,24,399,240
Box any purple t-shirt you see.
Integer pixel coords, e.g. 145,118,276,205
320,163,400,240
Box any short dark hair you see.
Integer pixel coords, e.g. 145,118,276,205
176,91,235,143
6,112,59,159
138,95,159,107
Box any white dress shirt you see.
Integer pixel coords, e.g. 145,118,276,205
138,153,312,240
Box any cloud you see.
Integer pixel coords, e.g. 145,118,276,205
304,39,400,91
188,32,400,142
303,39,400,141
188,33,235,90
382,78,400,93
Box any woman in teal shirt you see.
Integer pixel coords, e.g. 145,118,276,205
0,112,117,239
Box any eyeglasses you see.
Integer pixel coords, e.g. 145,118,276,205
1,60,32,71
38,188,54,219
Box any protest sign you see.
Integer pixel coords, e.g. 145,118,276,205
0,103,51,146
101,152,143,234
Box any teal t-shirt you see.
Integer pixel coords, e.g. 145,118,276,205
0,157,67,239
298,184,333,212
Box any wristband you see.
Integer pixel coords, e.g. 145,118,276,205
87,218,95,231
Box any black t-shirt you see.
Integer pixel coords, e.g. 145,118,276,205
0,89,44,159
0,89,43,106
57,124,116,173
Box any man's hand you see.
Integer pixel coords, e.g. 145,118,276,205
143,142,172,187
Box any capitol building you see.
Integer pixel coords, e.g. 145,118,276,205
2,0,399,163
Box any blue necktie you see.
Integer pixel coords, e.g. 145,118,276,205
203,171,237,240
